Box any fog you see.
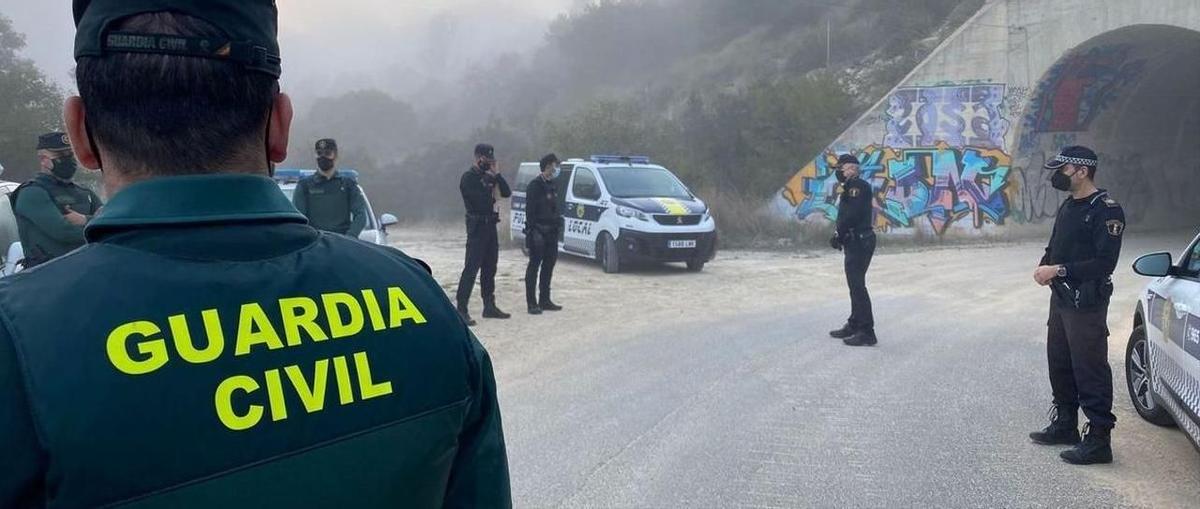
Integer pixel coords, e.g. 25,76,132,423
0,0,575,111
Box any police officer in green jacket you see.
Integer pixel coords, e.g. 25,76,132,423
11,132,103,268
0,1,510,507
292,138,368,238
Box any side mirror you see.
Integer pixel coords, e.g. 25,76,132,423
1133,252,1173,278
380,213,399,228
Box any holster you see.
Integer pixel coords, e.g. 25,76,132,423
1052,278,1113,310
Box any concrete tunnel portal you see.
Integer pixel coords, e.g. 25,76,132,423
1014,24,1200,229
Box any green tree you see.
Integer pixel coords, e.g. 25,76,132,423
0,14,66,183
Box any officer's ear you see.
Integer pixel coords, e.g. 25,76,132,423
64,97,101,170
267,92,294,164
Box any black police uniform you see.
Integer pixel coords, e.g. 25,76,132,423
0,175,511,508
293,170,368,237
837,175,877,341
524,174,562,311
456,165,511,316
1040,190,1124,431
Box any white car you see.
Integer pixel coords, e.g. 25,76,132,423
273,169,398,246
1128,232,1200,452
510,155,717,273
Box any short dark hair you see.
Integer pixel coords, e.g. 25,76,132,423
75,12,277,176
539,153,559,170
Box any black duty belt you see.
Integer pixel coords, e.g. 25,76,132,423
466,213,499,219
845,229,875,240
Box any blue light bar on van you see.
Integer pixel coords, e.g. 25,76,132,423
272,168,360,183
590,155,650,165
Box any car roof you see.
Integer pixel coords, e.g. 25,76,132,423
272,168,360,184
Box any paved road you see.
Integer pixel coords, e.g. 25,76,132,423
412,229,1200,508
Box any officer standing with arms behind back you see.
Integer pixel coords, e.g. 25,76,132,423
11,132,103,268
524,153,564,315
828,154,878,347
456,143,512,325
1029,146,1124,465
291,138,368,238
0,1,510,506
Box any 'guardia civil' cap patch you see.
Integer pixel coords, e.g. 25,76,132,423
73,0,282,78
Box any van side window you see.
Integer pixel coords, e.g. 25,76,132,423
515,164,540,193
573,168,601,200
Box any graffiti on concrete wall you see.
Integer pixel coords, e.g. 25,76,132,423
885,84,1010,149
779,82,1023,234
1019,44,1146,150
780,143,1015,235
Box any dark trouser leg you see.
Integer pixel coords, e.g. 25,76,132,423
540,236,558,303
844,235,876,330
1047,304,1079,412
1061,306,1116,428
480,223,500,307
525,231,545,307
456,219,484,308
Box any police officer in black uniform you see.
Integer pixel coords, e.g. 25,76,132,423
828,154,879,347
11,132,103,268
456,143,512,325
524,153,564,315
0,1,510,506
292,138,368,237
1029,146,1124,466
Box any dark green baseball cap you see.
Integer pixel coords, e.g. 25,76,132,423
73,0,282,78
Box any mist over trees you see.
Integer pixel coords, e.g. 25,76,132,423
0,14,65,183
279,0,987,226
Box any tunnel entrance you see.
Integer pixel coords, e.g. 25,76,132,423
1014,24,1200,229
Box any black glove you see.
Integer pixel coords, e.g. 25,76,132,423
830,234,843,251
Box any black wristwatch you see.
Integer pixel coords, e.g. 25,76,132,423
1056,266,1067,278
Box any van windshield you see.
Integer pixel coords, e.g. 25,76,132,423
598,166,692,199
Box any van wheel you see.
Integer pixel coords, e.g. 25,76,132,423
599,233,622,274
686,259,706,272
1125,325,1176,427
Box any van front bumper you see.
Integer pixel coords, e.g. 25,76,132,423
616,228,717,263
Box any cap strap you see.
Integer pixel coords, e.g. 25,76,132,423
1054,154,1097,167
103,32,281,75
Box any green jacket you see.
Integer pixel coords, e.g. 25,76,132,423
292,171,368,238
0,174,510,508
11,173,103,266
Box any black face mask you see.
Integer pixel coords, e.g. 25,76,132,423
1050,170,1072,192
835,169,847,183
50,157,78,180
479,160,493,172
317,157,335,172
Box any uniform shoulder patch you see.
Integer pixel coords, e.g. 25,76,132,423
1105,219,1125,237
1103,197,1119,208
847,187,861,198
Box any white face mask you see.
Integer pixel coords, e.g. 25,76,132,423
552,166,562,179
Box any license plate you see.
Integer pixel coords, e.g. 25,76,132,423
669,240,697,249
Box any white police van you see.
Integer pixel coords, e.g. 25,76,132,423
273,169,398,246
511,155,717,273
1129,231,1200,452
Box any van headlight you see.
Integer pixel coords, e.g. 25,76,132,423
617,206,650,221
702,209,713,223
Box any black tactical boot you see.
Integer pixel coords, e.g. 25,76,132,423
539,299,563,312
1060,424,1113,465
829,323,856,339
457,306,477,327
843,329,877,347
1029,406,1080,446
482,304,511,319
528,304,543,315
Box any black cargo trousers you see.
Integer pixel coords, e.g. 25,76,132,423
1046,296,1116,429
843,230,876,332
456,213,500,311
